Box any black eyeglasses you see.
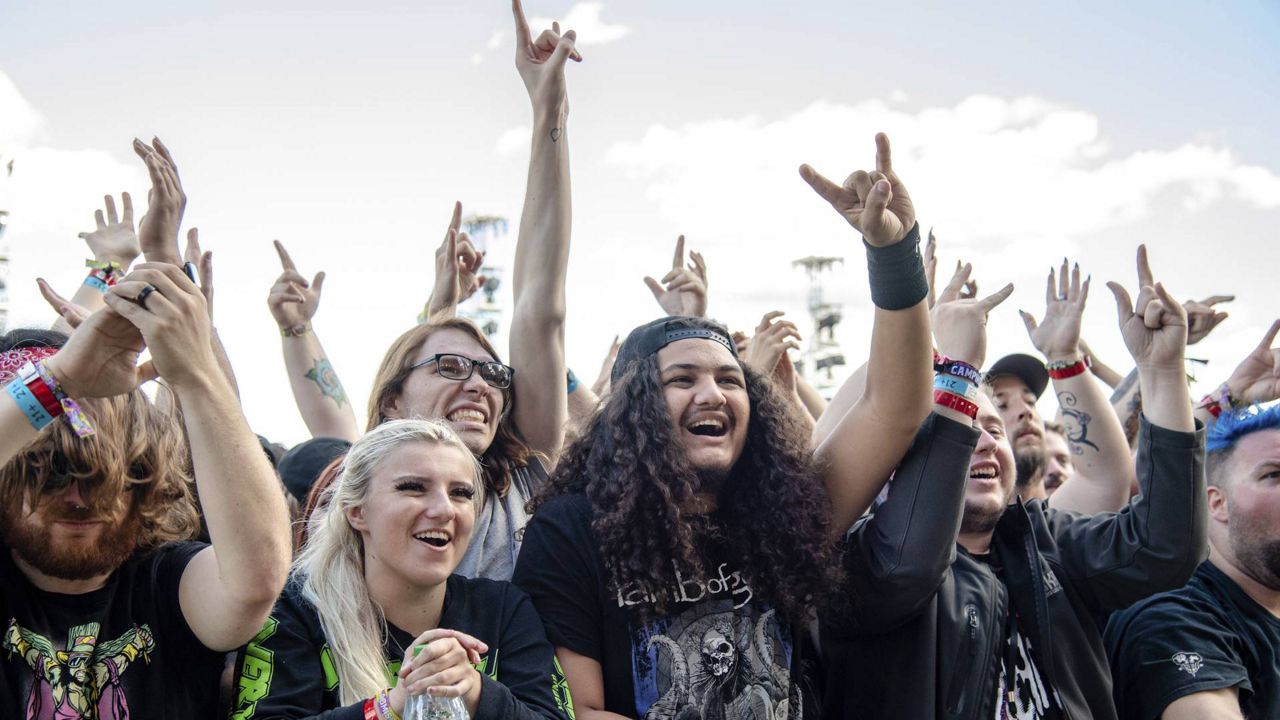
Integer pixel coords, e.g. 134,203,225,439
411,353,514,389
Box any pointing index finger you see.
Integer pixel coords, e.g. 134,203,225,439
273,239,297,271
512,0,533,49
672,235,685,269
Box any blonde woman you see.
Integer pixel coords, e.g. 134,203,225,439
230,419,569,720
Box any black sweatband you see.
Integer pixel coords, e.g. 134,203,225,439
864,222,927,310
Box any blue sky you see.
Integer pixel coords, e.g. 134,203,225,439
2,1,1278,443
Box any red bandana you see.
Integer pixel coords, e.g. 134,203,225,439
0,347,59,384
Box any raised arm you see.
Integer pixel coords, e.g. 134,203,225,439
1194,319,1280,429
423,201,487,323
1054,246,1203,610
50,193,139,335
105,263,291,651
1021,258,1135,513
643,235,708,318
268,240,358,442
507,0,581,461
799,133,934,536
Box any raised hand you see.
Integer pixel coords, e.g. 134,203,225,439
644,235,708,317
78,193,139,267
1106,245,1188,370
746,311,802,382
1222,319,1280,405
41,307,146,400
267,240,324,332
930,262,1014,369
799,133,915,247
36,278,90,329
427,202,485,320
1020,258,1090,362
103,264,217,390
184,228,215,319
132,137,186,266
512,0,582,115
1184,294,1232,345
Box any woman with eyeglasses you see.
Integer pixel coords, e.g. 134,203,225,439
230,418,570,720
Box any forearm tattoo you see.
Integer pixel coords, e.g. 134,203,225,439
305,358,348,407
1057,391,1099,454
550,127,561,142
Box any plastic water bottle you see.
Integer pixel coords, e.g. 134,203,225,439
403,646,470,720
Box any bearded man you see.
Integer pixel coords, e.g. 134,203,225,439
0,262,291,718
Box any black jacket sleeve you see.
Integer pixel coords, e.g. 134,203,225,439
472,586,571,720
831,412,979,634
1048,415,1207,613
229,590,364,720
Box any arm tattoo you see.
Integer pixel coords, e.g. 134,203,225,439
1109,368,1139,404
305,358,348,408
550,127,561,142
1057,391,1099,454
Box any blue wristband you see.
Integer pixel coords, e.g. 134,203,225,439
566,369,580,395
83,275,110,293
6,378,55,430
934,373,979,401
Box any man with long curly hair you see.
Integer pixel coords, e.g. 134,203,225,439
513,134,937,720
0,262,291,718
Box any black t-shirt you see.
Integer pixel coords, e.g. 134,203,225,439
0,540,224,719
231,573,570,720
1105,560,1280,720
512,494,807,720
973,551,1064,720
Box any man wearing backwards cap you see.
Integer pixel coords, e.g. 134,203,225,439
514,133,937,719
0,263,290,718
986,352,1050,468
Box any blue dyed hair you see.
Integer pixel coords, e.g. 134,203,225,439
1206,404,1280,454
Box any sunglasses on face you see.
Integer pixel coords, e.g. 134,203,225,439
411,353,514,390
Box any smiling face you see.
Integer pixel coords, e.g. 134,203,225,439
989,375,1044,459
961,392,1018,536
346,441,479,590
386,328,505,456
656,339,750,484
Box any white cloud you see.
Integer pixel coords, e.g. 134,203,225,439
494,125,530,157
531,3,630,46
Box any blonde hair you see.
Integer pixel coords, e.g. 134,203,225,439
294,419,483,704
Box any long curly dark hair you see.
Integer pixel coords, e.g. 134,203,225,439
531,326,837,624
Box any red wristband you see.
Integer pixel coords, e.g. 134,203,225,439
1046,356,1090,380
363,698,379,720
934,389,978,418
18,364,64,419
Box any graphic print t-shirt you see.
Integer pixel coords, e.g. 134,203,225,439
1105,560,1280,720
0,540,224,720
512,494,804,720
974,552,1063,720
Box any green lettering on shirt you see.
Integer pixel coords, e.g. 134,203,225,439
232,617,279,720
321,644,339,691
552,656,575,720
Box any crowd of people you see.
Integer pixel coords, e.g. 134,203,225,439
2,2,1278,719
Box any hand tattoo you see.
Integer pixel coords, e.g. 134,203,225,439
305,358,348,407
1057,391,1099,454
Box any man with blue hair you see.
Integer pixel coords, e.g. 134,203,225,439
1106,404,1280,720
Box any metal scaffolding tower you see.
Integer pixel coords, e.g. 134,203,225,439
792,255,845,397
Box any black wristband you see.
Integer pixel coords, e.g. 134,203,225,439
864,223,927,310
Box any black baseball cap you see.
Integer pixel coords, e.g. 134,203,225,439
985,353,1050,399
612,316,738,384
278,437,352,502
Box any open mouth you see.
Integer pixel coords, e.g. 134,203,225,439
969,465,999,481
447,408,487,424
686,418,729,438
414,530,451,548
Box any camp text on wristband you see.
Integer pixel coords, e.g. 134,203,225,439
933,351,982,386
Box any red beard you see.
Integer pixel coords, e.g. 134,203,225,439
4,504,140,581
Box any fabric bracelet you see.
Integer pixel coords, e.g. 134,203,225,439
933,353,982,386
280,322,312,338
933,388,978,419
83,274,111,293
6,377,56,430
934,374,980,401
34,360,94,437
864,222,927,310
375,688,400,720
